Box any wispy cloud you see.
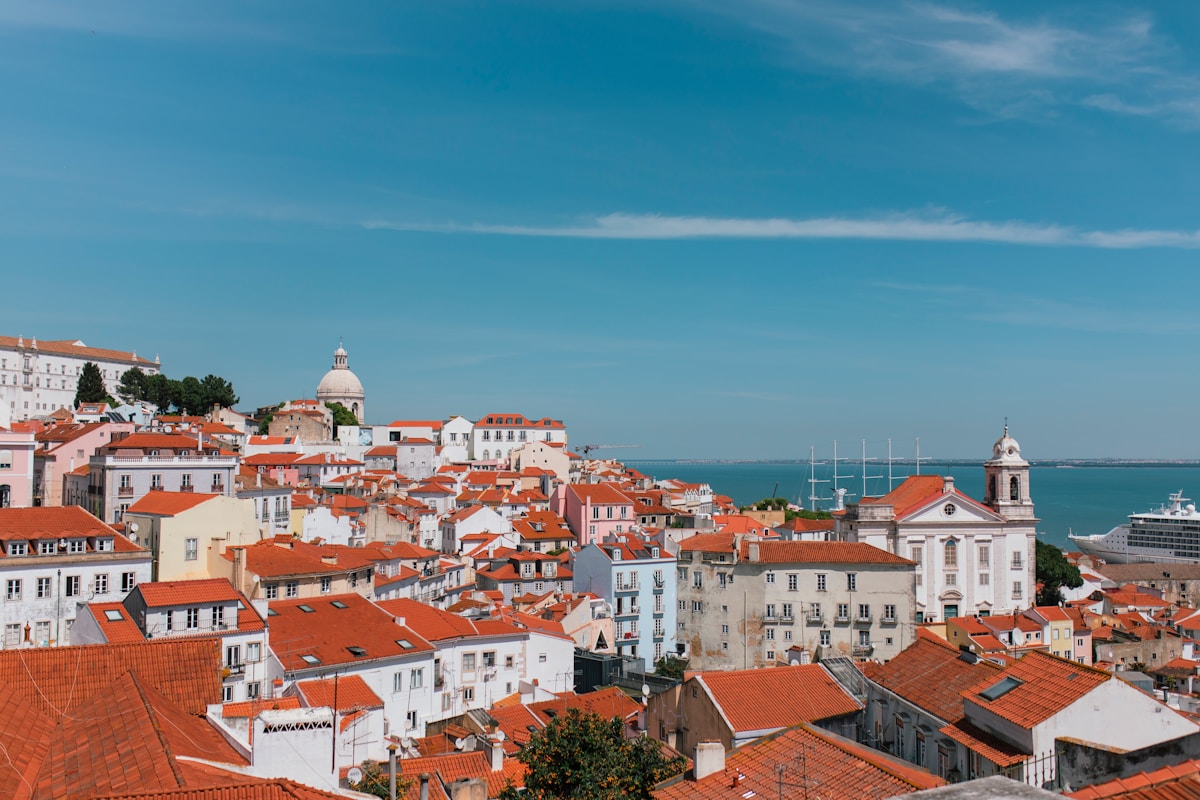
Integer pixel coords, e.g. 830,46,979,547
364,209,1200,249
678,0,1200,125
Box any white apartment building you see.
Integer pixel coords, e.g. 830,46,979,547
78,431,238,524
0,506,153,648
469,413,566,463
0,335,160,420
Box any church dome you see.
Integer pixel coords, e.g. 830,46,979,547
315,342,365,420
989,424,1026,465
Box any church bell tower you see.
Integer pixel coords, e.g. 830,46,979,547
983,424,1036,521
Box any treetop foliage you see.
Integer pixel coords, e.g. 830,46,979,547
117,367,238,414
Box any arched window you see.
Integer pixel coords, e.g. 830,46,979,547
944,539,958,567
989,475,997,503
482,450,489,460
1010,476,1020,501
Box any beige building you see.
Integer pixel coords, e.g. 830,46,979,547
509,440,571,483
267,400,333,443
124,491,265,582
676,533,916,669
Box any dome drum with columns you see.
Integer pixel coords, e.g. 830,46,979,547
316,342,365,422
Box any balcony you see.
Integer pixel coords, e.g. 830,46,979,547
780,615,794,625
117,486,134,497
149,485,164,492
616,607,640,619
179,485,194,493
834,613,850,624
653,574,665,588
222,663,245,679
852,644,874,657
211,484,225,493
881,615,897,625
806,613,824,625
855,613,873,624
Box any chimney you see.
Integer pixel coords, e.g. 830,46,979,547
747,542,760,563
447,778,486,800
944,476,955,494
232,547,245,592
484,733,505,772
418,773,430,800
694,741,725,781
395,616,406,628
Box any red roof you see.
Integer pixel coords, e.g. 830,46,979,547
860,475,947,517
567,483,633,505
654,722,943,800
267,593,434,671
86,602,146,643
962,649,1111,729
475,414,563,429
376,598,526,642
0,335,153,365
866,636,1002,723
136,578,242,608
399,750,526,799
1068,757,1200,799
741,540,915,566
678,532,737,554
696,664,861,733
0,505,123,541
295,675,383,711
528,686,642,724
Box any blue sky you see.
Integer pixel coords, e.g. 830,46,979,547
4,1,1200,459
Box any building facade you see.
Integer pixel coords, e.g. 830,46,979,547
835,428,1037,622
469,413,565,463
0,335,161,420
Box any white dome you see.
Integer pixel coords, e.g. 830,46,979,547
317,368,363,399
988,424,1027,465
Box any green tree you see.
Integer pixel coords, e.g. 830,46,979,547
174,376,205,415
498,708,686,800
1036,540,1083,606
143,373,175,411
325,401,358,437
654,655,687,681
199,373,239,410
74,361,108,407
116,367,148,404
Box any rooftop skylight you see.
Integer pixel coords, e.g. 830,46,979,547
980,676,1023,701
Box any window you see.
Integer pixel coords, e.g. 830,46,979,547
36,577,51,599
412,668,424,688
766,572,775,584
5,579,20,601
765,603,776,619
836,603,849,621
721,641,728,650
809,602,822,620
820,630,831,647
782,603,793,619
857,603,871,621
223,686,233,702
180,473,192,488
979,572,990,586
944,539,957,567
1012,582,1023,599
463,686,475,702
265,583,278,599
185,538,198,561
286,581,298,598
65,576,80,597
166,610,174,631
693,571,702,588
40,540,55,555
946,573,957,587
320,576,331,594
677,567,687,582
34,621,49,645
246,682,260,699
718,573,727,588
186,608,199,629
721,624,729,634
1012,553,1024,569
912,545,922,565
213,605,225,628
692,601,703,612
226,645,241,667
816,574,826,592
4,623,20,646
539,653,547,663
393,672,404,692
248,642,261,662
463,653,476,671
978,545,990,568
8,542,25,556
406,710,419,730
765,627,775,640
68,539,84,553
883,604,896,622
151,474,162,489
847,573,857,592
505,655,514,668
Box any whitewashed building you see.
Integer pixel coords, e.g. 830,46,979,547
469,413,566,463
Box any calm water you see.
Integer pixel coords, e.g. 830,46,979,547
628,461,1200,550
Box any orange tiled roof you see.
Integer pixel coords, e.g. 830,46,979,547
938,719,1030,768
86,601,146,643
1068,757,1200,799
567,483,633,504
375,598,524,642
740,540,915,566
136,577,241,607
654,722,943,800
268,593,434,671
295,674,383,711
399,750,526,799
860,474,945,513
0,335,153,365
528,686,642,725
221,696,304,719
0,638,221,722
678,532,737,554
696,664,861,733
867,637,1002,723
962,649,1111,729
0,505,123,541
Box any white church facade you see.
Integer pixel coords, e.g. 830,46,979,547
834,427,1037,622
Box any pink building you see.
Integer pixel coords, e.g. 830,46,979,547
0,419,36,508
557,483,634,547
33,421,134,506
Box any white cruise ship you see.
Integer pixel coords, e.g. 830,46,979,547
1070,491,1200,564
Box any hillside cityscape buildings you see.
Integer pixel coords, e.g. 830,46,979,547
1,335,1198,800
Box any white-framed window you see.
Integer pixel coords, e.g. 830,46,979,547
820,630,831,647
68,539,85,553
847,573,857,592
463,652,476,671
5,579,21,600
393,672,403,692
406,710,419,730
247,642,261,662
122,572,137,593
265,583,278,599
36,577,51,599
186,608,199,629
788,574,798,591
412,668,424,688
65,576,80,597
320,576,332,594
4,623,21,646
185,538,198,561
978,545,990,568
286,581,298,597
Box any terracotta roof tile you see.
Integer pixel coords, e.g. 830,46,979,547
867,637,1002,723
962,649,1111,729
87,602,146,643
375,598,524,642
1068,758,1200,799
295,675,384,710
0,505,125,542
268,593,434,672
741,540,915,566
678,532,737,554
399,750,526,799
938,719,1030,768
567,483,633,504
697,664,862,733
654,722,943,800
136,578,241,607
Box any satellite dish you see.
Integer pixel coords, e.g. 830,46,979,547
128,522,139,533
347,767,363,784
641,683,650,697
